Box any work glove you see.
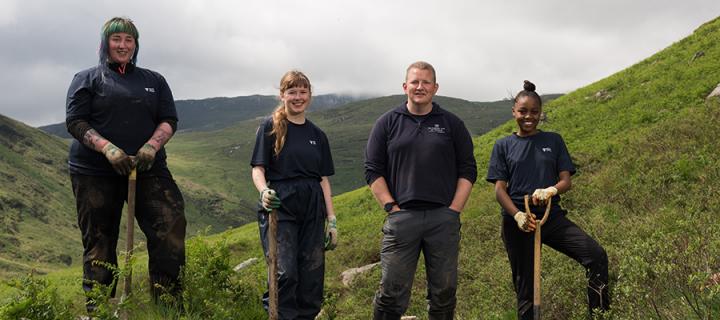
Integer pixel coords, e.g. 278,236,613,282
135,143,157,172
532,186,557,205
260,188,281,212
102,142,133,175
514,211,536,232
324,216,338,251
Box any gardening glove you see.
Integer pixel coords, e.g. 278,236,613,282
102,142,134,175
260,188,281,212
324,216,338,251
135,143,157,172
514,211,536,232
532,186,557,205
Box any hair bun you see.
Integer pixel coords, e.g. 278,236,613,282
523,80,536,92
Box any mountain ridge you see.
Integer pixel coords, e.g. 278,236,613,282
38,93,365,138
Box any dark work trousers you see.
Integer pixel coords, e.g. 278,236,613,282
502,209,609,320
71,174,186,309
373,207,461,320
258,177,326,320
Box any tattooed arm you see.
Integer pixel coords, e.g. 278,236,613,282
135,121,175,172
66,119,133,175
145,121,175,150
67,119,109,152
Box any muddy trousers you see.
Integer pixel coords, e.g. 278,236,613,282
373,207,461,320
71,174,186,310
258,178,326,320
502,212,609,320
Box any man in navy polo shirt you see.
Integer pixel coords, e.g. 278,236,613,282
365,61,477,320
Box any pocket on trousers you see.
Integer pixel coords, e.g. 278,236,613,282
382,209,407,235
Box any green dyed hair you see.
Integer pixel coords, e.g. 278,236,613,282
99,17,140,65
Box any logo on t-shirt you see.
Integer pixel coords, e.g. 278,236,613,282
309,140,317,145
427,124,446,134
542,147,552,153
145,87,156,93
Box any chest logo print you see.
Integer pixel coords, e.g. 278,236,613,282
542,147,552,153
309,140,317,145
427,124,446,134
145,87,156,93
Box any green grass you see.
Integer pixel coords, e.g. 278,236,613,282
204,16,720,319
3,15,720,320
0,115,80,278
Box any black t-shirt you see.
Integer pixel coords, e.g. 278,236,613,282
486,131,575,213
250,117,334,182
65,64,177,176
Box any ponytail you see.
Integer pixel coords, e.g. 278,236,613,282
270,104,288,156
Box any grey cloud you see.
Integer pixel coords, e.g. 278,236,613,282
1,0,719,126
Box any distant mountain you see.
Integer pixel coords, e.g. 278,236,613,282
39,94,364,138
163,94,561,227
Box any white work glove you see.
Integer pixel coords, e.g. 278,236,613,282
260,188,280,212
324,216,338,251
532,186,558,205
514,211,536,232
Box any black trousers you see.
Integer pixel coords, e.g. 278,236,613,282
71,174,186,307
258,178,326,320
502,210,609,320
373,207,461,320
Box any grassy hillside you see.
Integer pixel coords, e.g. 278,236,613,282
25,15,716,319
0,114,79,278
208,17,720,319
5,16,719,320
327,17,720,318
165,95,519,228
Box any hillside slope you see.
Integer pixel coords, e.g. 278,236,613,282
5,16,719,320
0,114,78,277
202,16,720,319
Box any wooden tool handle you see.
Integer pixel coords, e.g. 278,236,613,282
268,209,279,320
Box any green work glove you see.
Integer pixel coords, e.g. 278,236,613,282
102,142,133,175
260,188,280,212
324,216,338,251
135,143,157,172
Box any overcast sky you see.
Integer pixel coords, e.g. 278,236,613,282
1,1,718,127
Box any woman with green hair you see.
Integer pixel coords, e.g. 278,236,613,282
65,17,186,313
